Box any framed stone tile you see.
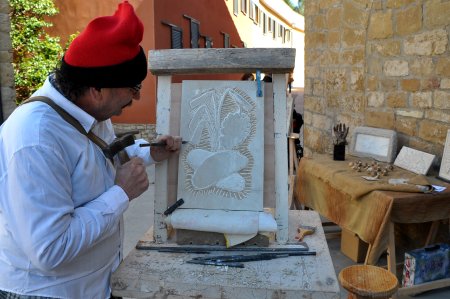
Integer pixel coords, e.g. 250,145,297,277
177,81,264,211
349,126,398,163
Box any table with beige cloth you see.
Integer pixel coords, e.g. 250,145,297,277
295,154,450,265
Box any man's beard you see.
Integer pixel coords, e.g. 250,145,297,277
122,100,133,109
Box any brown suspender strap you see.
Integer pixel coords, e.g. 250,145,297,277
22,96,113,162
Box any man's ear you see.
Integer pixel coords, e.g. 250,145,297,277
90,87,101,96
89,87,104,103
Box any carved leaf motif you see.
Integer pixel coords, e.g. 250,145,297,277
220,112,251,149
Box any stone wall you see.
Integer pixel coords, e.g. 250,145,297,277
0,0,15,121
303,0,450,168
113,123,157,142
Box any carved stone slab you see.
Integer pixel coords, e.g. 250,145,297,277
394,146,435,175
177,81,264,211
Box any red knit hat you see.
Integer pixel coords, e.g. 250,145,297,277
60,1,147,88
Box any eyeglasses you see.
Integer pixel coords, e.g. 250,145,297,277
130,84,142,97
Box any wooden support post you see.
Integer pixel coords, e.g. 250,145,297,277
387,221,396,277
288,134,299,175
273,74,289,244
425,220,440,246
386,221,398,298
154,75,172,243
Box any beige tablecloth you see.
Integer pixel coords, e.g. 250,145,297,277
295,154,448,264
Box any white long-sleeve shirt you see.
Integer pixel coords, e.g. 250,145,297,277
0,78,153,298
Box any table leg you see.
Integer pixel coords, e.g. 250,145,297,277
387,222,396,277
288,174,296,209
425,220,440,246
386,221,398,299
364,243,372,265
289,138,295,176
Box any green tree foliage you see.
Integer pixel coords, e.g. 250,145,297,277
9,0,62,104
283,0,304,15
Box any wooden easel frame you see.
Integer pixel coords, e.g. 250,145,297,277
148,48,295,244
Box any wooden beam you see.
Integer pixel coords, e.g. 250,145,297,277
148,48,296,75
397,278,450,297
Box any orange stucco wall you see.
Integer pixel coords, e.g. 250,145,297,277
47,0,243,124
153,0,244,84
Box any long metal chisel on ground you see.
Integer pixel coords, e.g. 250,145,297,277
186,252,316,267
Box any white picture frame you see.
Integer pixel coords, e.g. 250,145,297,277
438,129,450,181
349,126,398,163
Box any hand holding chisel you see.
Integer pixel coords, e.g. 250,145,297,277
142,135,183,162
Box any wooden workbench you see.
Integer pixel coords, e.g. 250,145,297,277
296,154,450,296
111,210,340,299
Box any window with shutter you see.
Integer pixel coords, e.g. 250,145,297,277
221,32,230,48
241,0,247,14
263,13,266,34
201,35,213,48
272,20,276,39
183,15,200,48
161,21,183,49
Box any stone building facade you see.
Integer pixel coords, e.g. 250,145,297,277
303,0,450,169
0,0,15,122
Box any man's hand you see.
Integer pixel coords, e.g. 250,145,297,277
115,157,149,200
150,135,182,162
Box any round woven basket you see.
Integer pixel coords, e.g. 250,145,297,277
339,264,399,299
